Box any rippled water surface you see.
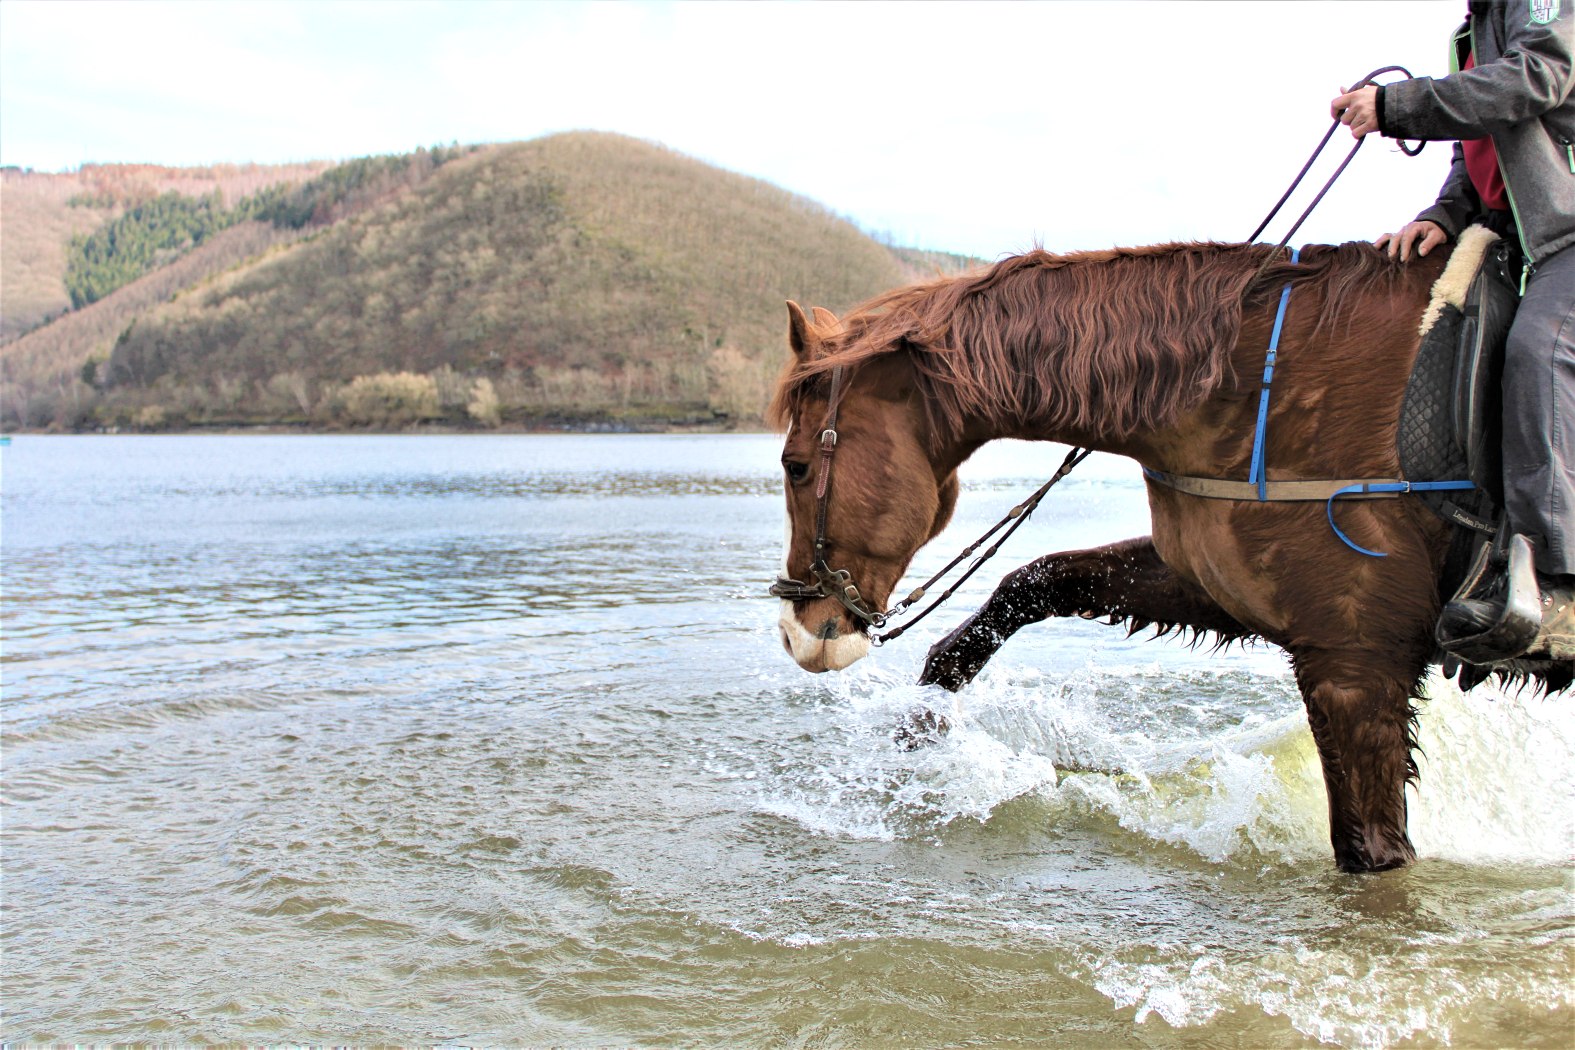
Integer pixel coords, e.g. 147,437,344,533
4,435,1571,1046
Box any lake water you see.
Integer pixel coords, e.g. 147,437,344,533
3,434,1571,1046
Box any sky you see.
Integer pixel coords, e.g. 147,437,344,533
2,0,1463,259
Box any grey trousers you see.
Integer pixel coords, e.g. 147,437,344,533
1503,241,1575,577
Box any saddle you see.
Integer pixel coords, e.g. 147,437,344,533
1397,225,1537,667
1400,225,1515,534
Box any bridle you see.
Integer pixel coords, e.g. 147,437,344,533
767,365,884,621
769,363,1089,645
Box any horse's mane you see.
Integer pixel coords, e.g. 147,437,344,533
769,241,1405,445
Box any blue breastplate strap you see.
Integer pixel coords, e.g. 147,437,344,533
1139,246,1476,558
1248,249,1299,500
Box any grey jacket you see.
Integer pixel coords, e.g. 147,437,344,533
1378,0,1575,263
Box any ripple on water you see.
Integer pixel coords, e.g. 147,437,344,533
5,436,1572,1047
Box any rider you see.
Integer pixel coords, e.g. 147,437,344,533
1331,0,1574,663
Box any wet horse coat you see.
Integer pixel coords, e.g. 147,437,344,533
770,241,1568,874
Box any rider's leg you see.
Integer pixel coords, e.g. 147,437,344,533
1501,242,1575,579
1440,243,1575,659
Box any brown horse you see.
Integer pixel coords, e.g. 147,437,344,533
769,240,1568,874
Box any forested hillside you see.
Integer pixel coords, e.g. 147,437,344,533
3,134,980,431
1,161,332,341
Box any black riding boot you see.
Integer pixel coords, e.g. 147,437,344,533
1439,570,1575,662
1435,533,1575,663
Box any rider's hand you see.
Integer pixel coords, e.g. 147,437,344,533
1331,84,1381,140
1374,221,1447,262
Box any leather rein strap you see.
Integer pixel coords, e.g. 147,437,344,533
769,364,1090,643
1249,65,1422,261
873,445,1090,645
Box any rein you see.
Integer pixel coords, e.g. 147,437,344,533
1145,68,1471,558
1248,65,1423,278
870,445,1090,645
768,364,1091,642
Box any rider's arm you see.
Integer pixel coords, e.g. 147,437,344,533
1378,15,1574,140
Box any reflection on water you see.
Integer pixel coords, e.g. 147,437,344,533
2,435,1571,1047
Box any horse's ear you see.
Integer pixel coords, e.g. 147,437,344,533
786,300,818,361
811,306,839,330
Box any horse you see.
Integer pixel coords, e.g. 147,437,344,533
768,240,1570,874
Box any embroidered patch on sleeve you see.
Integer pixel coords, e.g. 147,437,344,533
1530,0,1561,26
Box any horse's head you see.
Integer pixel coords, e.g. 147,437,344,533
771,302,960,672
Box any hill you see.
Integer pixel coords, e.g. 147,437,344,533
3,150,473,429
3,134,981,431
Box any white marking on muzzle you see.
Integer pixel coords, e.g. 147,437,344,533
777,601,871,672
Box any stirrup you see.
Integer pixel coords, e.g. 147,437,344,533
1437,533,1542,664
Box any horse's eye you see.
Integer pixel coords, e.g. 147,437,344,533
783,459,810,484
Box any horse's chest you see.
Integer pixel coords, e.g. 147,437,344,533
1148,495,1294,637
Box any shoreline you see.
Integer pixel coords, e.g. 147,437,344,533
4,419,775,437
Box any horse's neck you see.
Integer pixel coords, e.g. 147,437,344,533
920,246,1434,474
938,337,1196,461
934,260,1242,456
946,277,1423,472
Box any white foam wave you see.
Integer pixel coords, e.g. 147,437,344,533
1092,937,1575,1048
758,657,1573,870
1052,725,1328,863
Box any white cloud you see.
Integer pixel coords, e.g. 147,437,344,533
1,0,1461,256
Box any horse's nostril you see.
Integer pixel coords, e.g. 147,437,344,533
816,618,840,640
780,627,793,654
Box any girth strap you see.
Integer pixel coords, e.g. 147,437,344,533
1145,242,1476,559
1142,466,1477,558
1142,469,1405,502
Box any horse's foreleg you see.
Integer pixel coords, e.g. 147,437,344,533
918,536,1253,691
1292,648,1427,873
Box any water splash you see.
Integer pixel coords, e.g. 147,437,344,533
753,656,1319,857
1407,674,1575,866
757,656,1574,873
